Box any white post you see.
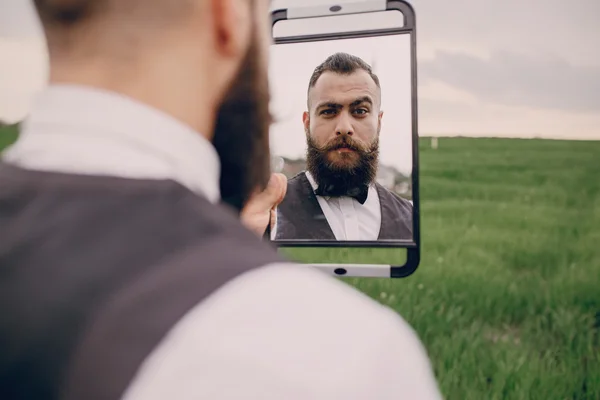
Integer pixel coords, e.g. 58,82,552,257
431,137,439,150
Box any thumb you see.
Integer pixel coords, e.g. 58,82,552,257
247,173,285,211
272,173,287,206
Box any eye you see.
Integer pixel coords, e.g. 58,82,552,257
353,108,368,115
320,109,336,116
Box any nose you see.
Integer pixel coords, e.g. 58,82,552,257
335,112,353,136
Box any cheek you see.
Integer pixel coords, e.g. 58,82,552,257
310,120,335,144
355,118,379,140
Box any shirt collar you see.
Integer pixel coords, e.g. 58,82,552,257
304,170,320,192
3,84,221,203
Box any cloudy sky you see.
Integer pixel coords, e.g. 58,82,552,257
1,0,599,143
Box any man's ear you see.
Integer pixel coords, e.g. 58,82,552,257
377,110,384,135
302,111,310,136
211,0,251,59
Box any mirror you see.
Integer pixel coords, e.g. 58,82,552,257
268,2,418,251
267,0,420,277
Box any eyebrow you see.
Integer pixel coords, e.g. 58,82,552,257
316,96,373,111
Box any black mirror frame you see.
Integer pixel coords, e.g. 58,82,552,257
268,0,420,278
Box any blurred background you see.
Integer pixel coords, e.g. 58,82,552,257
1,0,599,398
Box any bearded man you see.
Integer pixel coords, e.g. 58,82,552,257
274,52,413,241
0,2,441,399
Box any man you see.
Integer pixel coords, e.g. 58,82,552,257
0,1,441,399
274,52,413,241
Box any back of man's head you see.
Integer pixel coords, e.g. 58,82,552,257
31,0,275,210
32,0,268,139
34,0,195,61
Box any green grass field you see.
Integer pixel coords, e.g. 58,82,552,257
1,127,598,399
0,124,19,151
287,137,600,399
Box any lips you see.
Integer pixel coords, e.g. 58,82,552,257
330,144,356,151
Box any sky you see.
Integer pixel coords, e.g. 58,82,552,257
0,0,599,144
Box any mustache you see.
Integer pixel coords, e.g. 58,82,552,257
316,135,373,153
306,133,379,189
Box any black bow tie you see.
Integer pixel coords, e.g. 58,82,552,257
314,184,369,205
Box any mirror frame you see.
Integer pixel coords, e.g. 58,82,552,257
268,0,420,278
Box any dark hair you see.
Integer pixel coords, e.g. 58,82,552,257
33,0,191,29
307,52,381,96
33,0,97,26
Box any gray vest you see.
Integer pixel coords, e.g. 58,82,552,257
275,172,413,240
0,162,285,400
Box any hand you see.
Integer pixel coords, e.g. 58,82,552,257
240,173,287,237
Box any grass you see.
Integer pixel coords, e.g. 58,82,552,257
284,137,600,399
0,124,19,150
1,128,599,399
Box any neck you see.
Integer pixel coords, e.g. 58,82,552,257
48,59,217,140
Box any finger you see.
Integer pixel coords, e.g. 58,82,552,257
270,208,277,231
249,173,281,210
245,173,288,213
274,173,287,205
241,187,265,214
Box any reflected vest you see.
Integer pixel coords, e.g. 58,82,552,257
0,162,285,400
274,172,413,240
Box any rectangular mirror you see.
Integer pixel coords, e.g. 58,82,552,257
268,0,418,248
267,0,420,277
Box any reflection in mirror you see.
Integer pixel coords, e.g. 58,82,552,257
269,32,414,243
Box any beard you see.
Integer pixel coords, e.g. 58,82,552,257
306,133,379,196
211,27,271,214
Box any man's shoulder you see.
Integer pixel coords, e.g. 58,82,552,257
279,172,310,206
286,171,307,186
121,263,442,399
208,262,394,315
176,261,421,349
375,183,413,209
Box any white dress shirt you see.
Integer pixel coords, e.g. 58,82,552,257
305,171,382,240
2,84,442,400
2,84,221,204
270,171,382,241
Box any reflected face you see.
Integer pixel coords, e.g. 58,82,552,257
304,70,382,170
211,0,272,213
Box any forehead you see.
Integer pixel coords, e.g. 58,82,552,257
309,70,379,108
